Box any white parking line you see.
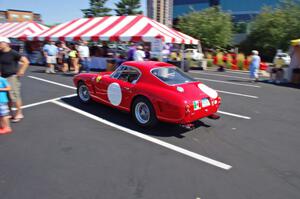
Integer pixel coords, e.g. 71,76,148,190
21,94,77,109
52,100,232,170
216,90,258,99
217,110,251,120
26,75,253,118
205,68,250,75
190,71,251,80
195,77,261,88
27,76,76,90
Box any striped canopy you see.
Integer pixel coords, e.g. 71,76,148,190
21,15,199,45
0,22,49,38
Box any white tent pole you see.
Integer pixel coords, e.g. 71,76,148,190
198,41,203,54
181,43,185,70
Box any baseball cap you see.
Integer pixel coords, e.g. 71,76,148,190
0,37,11,44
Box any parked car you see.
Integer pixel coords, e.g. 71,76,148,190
185,49,204,61
73,61,221,127
273,52,291,66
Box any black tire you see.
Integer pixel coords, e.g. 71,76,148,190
77,82,92,103
131,97,158,127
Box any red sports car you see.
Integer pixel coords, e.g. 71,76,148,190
73,61,221,127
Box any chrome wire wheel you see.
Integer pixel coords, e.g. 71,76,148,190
78,84,90,102
135,102,150,124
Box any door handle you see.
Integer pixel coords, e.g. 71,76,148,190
124,87,130,90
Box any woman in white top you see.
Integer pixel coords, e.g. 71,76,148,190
134,46,145,61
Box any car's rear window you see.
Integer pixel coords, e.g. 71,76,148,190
151,67,196,85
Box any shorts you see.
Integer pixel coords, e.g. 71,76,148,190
46,56,57,64
6,75,22,103
0,103,9,117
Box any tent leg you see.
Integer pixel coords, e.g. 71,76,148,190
181,44,185,70
197,42,202,54
114,41,118,57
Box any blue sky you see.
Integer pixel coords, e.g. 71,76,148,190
0,0,147,25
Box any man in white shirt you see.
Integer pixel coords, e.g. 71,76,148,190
134,46,145,61
78,41,90,72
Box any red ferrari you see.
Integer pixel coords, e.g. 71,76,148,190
73,61,221,127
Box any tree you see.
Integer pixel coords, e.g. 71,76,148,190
176,7,233,49
82,0,112,17
240,0,300,61
115,0,142,16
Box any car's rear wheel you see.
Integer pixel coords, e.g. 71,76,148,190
132,97,157,127
77,82,91,103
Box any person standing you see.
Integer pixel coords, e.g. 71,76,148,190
144,46,151,60
0,37,29,122
0,75,12,134
43,41,58,74
134,46,145,61
68,44,79,74
78,41,90,73
249,50,261,82
57,41,70,73
127,44,136,61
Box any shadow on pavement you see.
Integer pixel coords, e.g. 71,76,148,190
60,96,211,138
259,80,300,89
30,69,47,74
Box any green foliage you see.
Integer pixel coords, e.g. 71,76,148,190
240,0,300,61
176,7,233,49
82,0,112,17
233,22,248,34
207,59,213,67
115,0,142,16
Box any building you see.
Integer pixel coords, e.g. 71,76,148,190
0,9,42,23
172,0,280,22
220,0,280,22
173,0,219,19
147,0,173,27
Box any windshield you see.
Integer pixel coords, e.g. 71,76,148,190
277,53,288,57
151,67,196,85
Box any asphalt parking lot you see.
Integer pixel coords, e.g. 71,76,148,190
1,65,300,199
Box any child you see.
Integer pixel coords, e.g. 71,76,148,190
0,76,12,134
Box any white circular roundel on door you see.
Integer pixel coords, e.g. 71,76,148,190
107,83,122,106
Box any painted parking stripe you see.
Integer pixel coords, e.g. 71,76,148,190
20,94,77,109
52,100,232,170
27,75,76,90
195,77,261,88
190,71,251,80
216,90,258,99
205,68,250,75
217,110,251,120
27,75,254,118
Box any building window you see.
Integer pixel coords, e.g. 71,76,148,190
10,14,19,21
23,15,32,20
0,15,6,22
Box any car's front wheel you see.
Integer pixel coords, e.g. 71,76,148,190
132,97,157,127
77,82,91,103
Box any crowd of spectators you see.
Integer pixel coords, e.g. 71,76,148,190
42,41,153,74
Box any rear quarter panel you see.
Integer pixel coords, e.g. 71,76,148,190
133,82,187,123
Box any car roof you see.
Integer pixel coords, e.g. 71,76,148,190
123,61,175,71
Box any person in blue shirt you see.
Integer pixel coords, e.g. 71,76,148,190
43,41,58,74
0,76,12,134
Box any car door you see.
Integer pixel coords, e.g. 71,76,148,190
95,65,141,110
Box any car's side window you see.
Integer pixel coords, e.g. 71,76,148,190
112,66,141,84
111,65,125,79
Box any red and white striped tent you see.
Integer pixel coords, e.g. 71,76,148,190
0,21,49,38
21,15,199,45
